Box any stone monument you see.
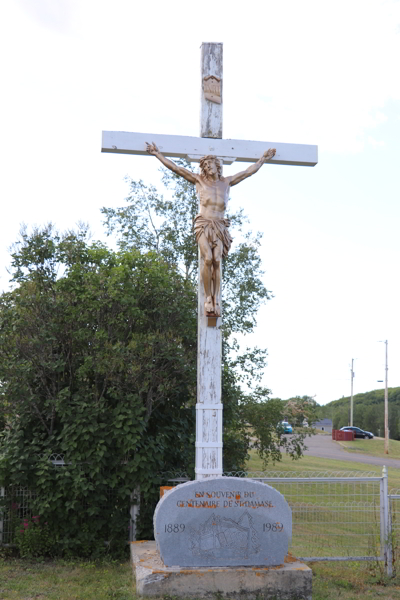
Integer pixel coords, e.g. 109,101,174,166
154,478,292,567
102,42,315,599
132,478,311,599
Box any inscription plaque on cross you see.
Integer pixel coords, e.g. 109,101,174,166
102,43,318,480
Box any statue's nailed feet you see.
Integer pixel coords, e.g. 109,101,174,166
205,296,221,317
205,296,214,314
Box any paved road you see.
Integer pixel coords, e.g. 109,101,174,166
302,434,400,470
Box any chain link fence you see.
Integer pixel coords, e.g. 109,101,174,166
231,471,383,561
161,468,390,568
388,488,400,574
0,486,36,545
1,465,393,575
0,455,133,546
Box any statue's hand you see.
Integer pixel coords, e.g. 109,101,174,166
146,141,160,155
263,148,276,161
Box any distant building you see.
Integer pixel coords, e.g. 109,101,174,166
312,418,333,433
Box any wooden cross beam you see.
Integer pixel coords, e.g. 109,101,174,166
101,131,318,167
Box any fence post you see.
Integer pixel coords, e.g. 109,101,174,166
129,487,140,542
0,487,4,545
380,468,386,560
382,466,393,576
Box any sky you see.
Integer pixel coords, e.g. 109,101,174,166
1,0,399,406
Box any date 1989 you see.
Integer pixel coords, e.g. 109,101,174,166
263,522,284,532
164,524,185,533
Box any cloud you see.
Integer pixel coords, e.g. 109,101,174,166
16,0,74,34
367,136,385,147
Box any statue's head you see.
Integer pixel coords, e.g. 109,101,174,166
199,155,222,180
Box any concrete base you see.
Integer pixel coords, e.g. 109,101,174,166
131,541,312,599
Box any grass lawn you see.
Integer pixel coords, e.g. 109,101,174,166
311,560,400,599
0,558,134,600
2,558,400,599
2,447,400,599
340,437,400,461
246,447,400,490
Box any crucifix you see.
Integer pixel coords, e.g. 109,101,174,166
102,43,317,480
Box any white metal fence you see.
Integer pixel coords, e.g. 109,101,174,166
164,467,392,573
0,486,37,545
1,467,394,575
388,487,400,577
0,455,141,546
239,470,386,564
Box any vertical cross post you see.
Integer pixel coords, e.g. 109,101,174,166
195,43,224,480
0,486,4,544
200,43,223,138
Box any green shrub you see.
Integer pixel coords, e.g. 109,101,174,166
14,516,55,558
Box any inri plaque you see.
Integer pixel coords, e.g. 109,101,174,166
154,477,292,567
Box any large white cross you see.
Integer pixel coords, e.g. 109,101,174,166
102,43,317,480
102,131,317,167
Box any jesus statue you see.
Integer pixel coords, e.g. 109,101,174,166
146,142,276,316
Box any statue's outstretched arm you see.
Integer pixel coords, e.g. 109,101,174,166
227,148,276,187
146,142,198,185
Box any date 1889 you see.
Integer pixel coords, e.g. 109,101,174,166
165,524,185,533
263,523,283,532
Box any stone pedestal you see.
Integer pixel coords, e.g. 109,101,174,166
131,541,312,599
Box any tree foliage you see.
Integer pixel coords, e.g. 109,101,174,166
320,388,400,439
0,164,316,556
0,224,197,554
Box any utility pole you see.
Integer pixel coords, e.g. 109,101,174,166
384,340,389,454
379,340,389,453
350,359,355,426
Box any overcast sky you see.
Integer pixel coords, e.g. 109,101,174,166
1,0,399,405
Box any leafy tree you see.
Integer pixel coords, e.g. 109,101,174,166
0,163,316,556
363,406,379,435
389,405,400,440
0,224,197,553
283,396,318,427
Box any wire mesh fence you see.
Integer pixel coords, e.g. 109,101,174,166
159,469,384,561
226,471,383,560
0,454,141,546
0,484,128,546
0,468,387,566
0,453,131,546
0,486,37,545
389,488,400,565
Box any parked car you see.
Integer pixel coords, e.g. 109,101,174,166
278,421,293,434
340,426,374,439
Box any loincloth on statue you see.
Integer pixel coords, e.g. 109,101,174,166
193,215,233,257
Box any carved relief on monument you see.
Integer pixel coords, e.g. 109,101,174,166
203,75,222,104
189,511,260,559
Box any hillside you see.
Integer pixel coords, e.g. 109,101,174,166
318,387,400,439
